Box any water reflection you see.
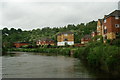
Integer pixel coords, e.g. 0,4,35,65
2,52,113,78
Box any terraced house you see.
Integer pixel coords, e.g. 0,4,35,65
36,38,55,46
97,10,120,40
57,31,74,46
81,35,91,44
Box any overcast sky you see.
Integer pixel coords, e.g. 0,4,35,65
0,0,119,30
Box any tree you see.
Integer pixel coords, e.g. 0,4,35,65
2,20,97,48
18,28,22,32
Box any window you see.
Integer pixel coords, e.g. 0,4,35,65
97,26,100,28
104,29,107,34
105,35,107,39
116,32,120,38
115,16,119,19
64,34,68,36
64,38,68,41
104,26,107,29
104,19,106,23
97,31,100,32
115,24,120,28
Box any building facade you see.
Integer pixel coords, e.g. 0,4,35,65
91,31,97,37
97,19,103,35
97,10,120,40
57,31,74,46
36,38,55,46
81,35,91,44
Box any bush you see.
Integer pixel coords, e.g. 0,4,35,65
111,39,120,47
86,45,120,73
73,48,85,58
87,46,103,67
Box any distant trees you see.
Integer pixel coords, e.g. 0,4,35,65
2,20,97,48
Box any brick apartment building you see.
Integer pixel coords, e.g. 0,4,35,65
97,10,120,40
57,31,74,46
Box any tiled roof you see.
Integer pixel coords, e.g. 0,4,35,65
104,10,120,19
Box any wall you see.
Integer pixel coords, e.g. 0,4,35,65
57,33,74,46
103,16,120,39
57,34,74,42
57,41,74,46
97,20,102,35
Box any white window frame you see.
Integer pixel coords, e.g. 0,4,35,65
104,26,107,29
64,34,68,36
115,16,119,19
115,24,120,28
104,19,106,23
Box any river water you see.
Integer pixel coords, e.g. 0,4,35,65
2,52,111,78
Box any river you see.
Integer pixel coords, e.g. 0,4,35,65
2,52,111,78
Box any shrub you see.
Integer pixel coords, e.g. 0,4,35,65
73,48,85,58
111,39,120,47
87,46,103,67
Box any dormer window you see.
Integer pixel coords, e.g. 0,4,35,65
115,16,119,19
104,19,106,23
115,24,120,28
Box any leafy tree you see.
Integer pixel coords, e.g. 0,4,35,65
2,20,97,48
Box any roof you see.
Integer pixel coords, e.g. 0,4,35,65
37,38,54,41
104,10,120,19
98,19,103,24
82,35,91,39
57,31,74,35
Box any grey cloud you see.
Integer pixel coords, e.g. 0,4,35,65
0,2,118,30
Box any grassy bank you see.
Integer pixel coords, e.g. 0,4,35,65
8,47,73,56
73,42,120,76
8,43,120,76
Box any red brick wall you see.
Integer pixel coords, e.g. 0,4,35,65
104,16,120,33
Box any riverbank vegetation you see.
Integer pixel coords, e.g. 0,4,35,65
8,41,120,76
73,42,120,76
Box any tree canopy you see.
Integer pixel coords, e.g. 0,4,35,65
2,20,97,48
